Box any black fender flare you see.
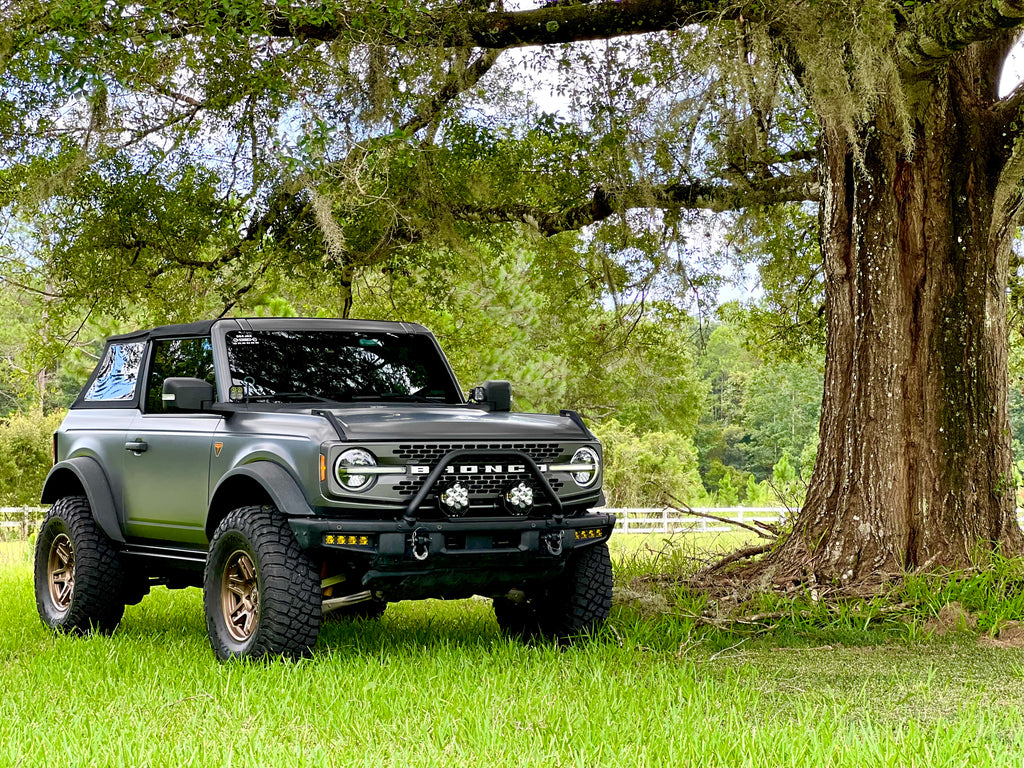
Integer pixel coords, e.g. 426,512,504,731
207,462,314,538
40,457,125,543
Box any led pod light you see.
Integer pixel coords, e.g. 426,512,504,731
504,481,534,516
439,482,471,516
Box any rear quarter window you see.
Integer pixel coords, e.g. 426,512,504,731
84,342,146,402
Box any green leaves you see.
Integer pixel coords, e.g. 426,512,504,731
592,418,704,508
0,410,64,505
695,315,823,488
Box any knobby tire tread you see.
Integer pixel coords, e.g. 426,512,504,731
34,495,126,634
205,505,321,660
494,541,613,643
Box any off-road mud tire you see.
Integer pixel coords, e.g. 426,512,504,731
204,505,322,661
492,593,543,641
494,541,613,643
34,495,126,634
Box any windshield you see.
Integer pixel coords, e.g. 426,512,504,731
224,330,461,404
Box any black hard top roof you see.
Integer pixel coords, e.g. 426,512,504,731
106,317,430,343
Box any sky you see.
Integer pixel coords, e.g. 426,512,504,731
1002,38,1024,97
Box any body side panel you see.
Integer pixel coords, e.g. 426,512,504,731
122,412,222,545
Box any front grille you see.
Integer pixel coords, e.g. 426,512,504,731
391,443,569,517
394,442,563,465
396,474,565,498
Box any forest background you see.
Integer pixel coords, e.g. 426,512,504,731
4,0,1024,526
5,248,1024,514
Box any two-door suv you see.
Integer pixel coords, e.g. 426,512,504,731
35,317,614,659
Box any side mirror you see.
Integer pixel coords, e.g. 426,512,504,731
469,380,512,412
162,377,215,412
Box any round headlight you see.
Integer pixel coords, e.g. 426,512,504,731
334,448,377,491
570,446,600,487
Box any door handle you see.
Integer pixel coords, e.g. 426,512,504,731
125,441,149,454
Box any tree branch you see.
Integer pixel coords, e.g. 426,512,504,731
33,0,1024,65
145,184,301,281
400,48,503,134
993,77,1024,126
264,0,741,49
453,172,819,236
0,274,60,298
900,0,1024,68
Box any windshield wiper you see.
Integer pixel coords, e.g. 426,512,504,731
350,393,437,403
244,392,335,403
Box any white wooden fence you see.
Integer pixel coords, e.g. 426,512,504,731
0,507,43,539
610,507,790,535
6,505,1024,540
610,507,1024,534
2,505,791,539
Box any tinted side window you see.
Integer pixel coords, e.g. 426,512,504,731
145,338,216,413
85,343,146,402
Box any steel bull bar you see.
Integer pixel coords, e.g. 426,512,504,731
290,449,614,565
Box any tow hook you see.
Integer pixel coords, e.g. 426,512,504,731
542,532,563,557
411,529,431,561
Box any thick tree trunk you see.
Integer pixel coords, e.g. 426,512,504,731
769,47,1024,583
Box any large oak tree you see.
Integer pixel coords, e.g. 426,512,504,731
5,0,1024,584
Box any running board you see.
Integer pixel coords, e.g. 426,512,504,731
120,543,207,568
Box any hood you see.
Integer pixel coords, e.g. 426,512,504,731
324,405,592,442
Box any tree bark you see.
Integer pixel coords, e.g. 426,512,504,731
768,42,1024,583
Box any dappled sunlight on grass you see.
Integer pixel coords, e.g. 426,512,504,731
2,538,1024,765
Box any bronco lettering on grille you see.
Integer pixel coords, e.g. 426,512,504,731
408,464,548,475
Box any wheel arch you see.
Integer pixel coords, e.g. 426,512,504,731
40,457,125,543
207,462,314,540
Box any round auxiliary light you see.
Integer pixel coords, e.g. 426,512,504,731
570,446,600,487
334,448,377,491
505,482,534,515
439,482,471,516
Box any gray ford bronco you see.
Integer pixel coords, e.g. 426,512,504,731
35,317,614,659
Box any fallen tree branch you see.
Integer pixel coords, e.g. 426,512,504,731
662,491,778,540
695,543,774,578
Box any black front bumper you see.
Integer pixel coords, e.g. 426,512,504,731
288,511,616,600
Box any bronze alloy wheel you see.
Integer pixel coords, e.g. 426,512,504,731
204,506,321,660
33,497,126,636
47,533,75,615
221,549,260,642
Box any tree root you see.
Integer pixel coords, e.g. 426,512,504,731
622,492,944,630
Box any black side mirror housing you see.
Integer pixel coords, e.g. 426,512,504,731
469,380,512,412
162,377,215,412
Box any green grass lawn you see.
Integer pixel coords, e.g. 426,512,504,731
3,539,1024,766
